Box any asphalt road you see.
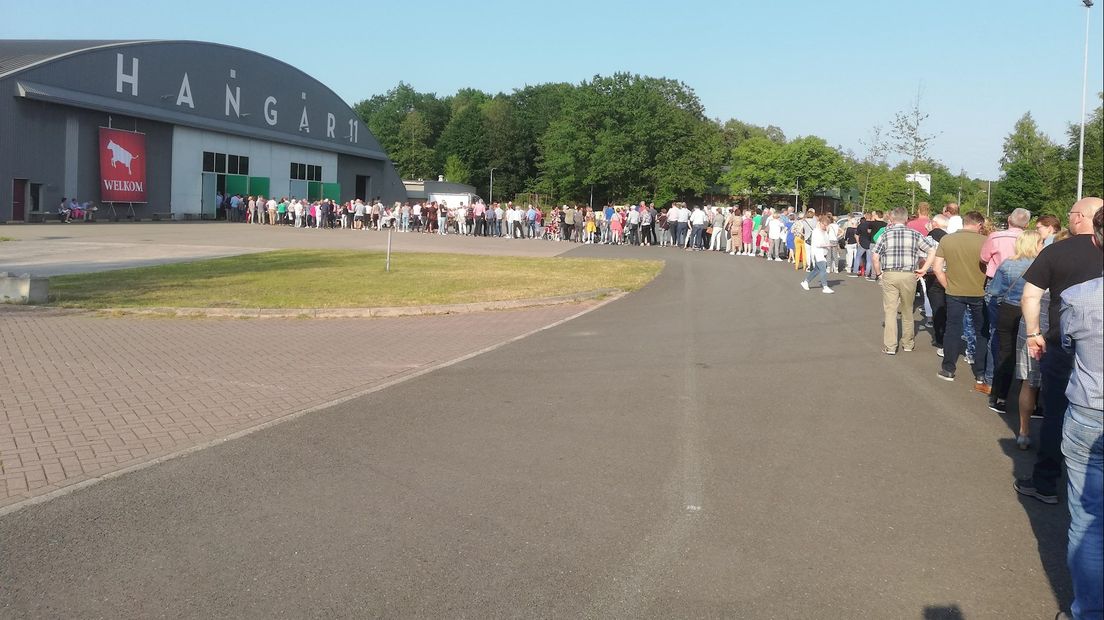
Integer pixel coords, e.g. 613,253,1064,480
0,245,1070,619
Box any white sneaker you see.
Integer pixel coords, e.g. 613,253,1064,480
729,251,736,255
822,287,835,294
800,280,810,291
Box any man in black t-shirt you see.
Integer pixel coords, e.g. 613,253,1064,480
854,213,873,276
864,211,888,281
923,215,950,349
1015,197,1104,505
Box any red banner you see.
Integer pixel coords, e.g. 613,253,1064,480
99,128,147,203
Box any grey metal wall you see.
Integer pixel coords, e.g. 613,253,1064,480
336,154,408,205
0,96,174,219
0,40,407,222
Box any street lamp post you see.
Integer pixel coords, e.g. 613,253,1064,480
489,167,496,204
986,180,992,218
1076,0,1094,200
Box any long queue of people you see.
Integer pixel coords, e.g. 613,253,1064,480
873,198,1103,620
212,190,1104,618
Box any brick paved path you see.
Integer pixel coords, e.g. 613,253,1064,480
0,304,591,510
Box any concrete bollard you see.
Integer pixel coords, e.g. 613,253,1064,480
0,272,49,304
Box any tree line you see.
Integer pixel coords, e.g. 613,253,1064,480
354,76,1102,219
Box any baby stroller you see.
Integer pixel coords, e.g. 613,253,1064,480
543,220,560,240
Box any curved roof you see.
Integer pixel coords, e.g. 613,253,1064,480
0,40,148,78
0,39,389,160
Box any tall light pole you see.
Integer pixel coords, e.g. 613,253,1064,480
489,167,496,203
986,180,992,218
1076,0,1094,200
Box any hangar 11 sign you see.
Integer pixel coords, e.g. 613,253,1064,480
99,127,147,203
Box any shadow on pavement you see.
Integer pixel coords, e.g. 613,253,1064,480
923,604,965,619
1001,433,1073,614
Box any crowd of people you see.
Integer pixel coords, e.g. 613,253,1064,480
871,197,1103,620
223,191,1103,617
55,197,98,222
53,187,1104,617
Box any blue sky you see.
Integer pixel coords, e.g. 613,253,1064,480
6,0,1101,180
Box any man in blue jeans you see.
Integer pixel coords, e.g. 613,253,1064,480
932,211,988,382
1058,270,1103,620
1015,198,1104,503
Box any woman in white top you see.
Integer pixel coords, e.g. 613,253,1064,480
800,214,835,294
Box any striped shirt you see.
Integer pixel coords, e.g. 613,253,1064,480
872,223,934,272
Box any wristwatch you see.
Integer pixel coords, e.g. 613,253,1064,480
1026,332,1044,339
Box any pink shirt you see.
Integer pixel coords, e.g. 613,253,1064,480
980,227,1023,277
906,217,930,236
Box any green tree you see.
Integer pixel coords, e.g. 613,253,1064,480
863,164,915,212
482,96,529,200
993,159,1046,214
353,83,449,172
1000,112,1054,170
720,118,786,152
443,154,470,184
1068,94,1104,200
437,103,489,191
510,83,576,193
391,111,435,179
722,136,783,206
777,136,854,206
537,73,721,204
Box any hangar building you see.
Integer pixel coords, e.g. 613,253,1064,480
0,40,406,222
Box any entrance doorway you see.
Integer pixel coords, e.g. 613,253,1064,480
12,179,26,221
28,183,42,215
355,175,371,201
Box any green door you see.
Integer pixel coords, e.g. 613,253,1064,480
323,182,341,201
248,177,270,198
307,181,323,201
224,174,249,196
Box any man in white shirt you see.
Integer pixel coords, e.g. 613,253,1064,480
457,204,468,235
265,197,277,226
767,211,786,260
664,204,680,247
689,205,707,250
627,207,641,245
676,203,691,248
944,202,963,233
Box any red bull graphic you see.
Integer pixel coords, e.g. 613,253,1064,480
99,127,147,202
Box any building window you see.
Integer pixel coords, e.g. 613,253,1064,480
202,151,249,176
290,162,321,181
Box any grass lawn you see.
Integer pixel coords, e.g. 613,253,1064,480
0,236,14,242
48,249,663,309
